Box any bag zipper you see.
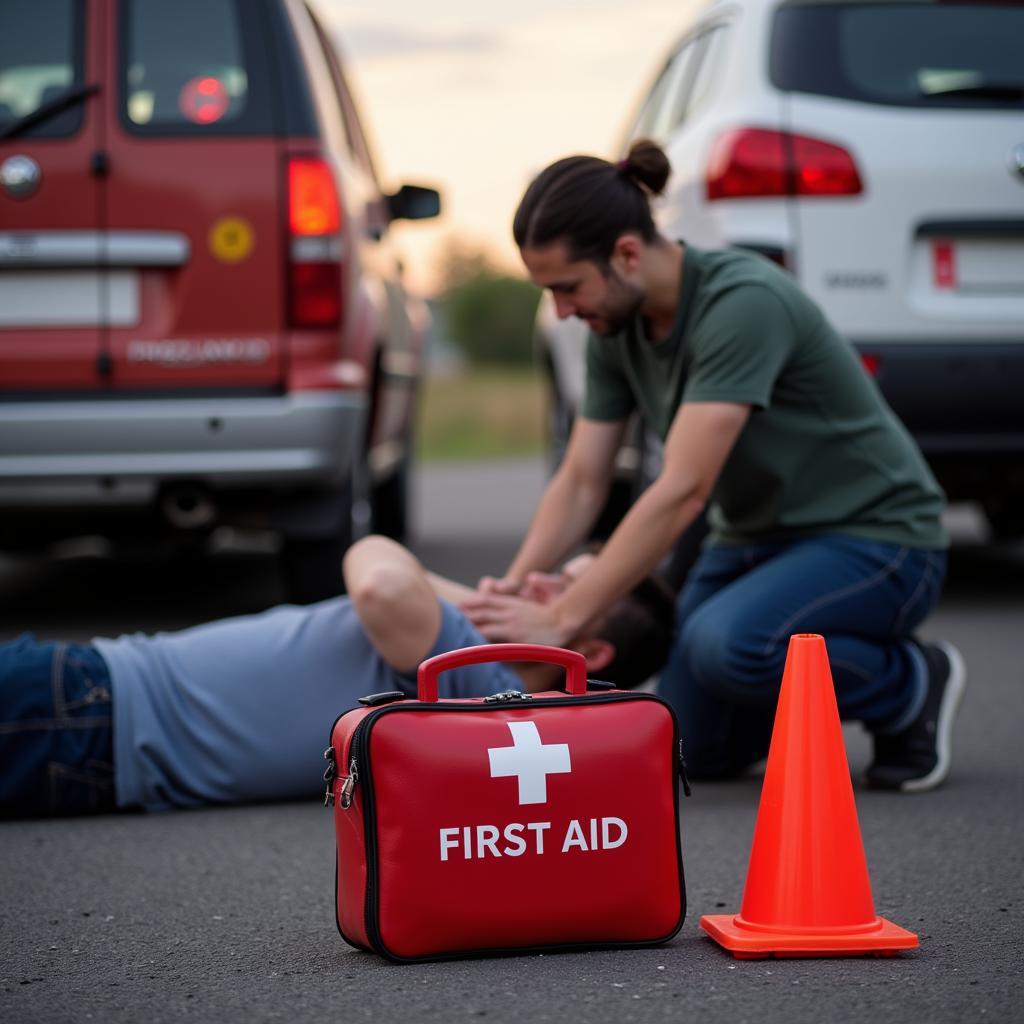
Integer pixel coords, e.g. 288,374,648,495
338,757,359,808
323,746,336,806
330,690,686,956
483,690,533,703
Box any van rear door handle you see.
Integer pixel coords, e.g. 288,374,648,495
0,231,190,267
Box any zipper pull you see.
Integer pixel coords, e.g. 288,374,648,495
678,741,692,797
339,758,359,809
484,690,533,703
323,746,337,807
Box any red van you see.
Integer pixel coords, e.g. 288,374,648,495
0,0,440,599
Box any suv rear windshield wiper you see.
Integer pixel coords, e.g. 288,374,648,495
920,83,1024,102
0,83,100,141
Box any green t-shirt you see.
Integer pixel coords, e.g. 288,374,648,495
581,245,947,549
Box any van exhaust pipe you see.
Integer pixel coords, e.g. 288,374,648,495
161,484,217,530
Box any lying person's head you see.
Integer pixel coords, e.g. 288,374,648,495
522,554,677,690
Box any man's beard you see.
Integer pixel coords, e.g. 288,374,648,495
589,269,645,337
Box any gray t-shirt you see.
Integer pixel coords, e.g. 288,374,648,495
94,598,518,811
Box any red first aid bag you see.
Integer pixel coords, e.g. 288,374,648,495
325,644,686,962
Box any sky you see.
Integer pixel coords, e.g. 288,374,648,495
311,0,698,295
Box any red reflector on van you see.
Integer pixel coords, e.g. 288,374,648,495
860,353,881,376
289,263,341,327
179,76,229,125
707,129,862,200
289,158,341,235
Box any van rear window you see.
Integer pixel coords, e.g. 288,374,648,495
0,0,85,139
770,3,1024,110
120,0,275,135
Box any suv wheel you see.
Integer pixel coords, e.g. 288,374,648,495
983,495,1023,542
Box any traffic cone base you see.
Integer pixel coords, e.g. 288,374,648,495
700,912,919,958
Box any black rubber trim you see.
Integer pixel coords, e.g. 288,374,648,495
916,220,1024,239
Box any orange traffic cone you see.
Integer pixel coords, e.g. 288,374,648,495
701,633,919,957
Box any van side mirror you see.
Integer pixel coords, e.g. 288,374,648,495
387,184,441,221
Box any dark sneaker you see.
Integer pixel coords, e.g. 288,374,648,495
866,641,966,792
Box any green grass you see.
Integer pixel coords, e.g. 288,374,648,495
416,367,548,462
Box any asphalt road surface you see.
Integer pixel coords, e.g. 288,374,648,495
2,458,1022,1024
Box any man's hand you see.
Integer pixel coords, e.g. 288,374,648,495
476,575,523,597
477,569,571,601
465,556,595,644
519,571,570,605
461,592,573,648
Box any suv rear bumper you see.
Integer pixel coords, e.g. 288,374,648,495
851,339,1024,500
853,339,1024,446
0,390,366,510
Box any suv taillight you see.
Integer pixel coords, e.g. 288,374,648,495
706,128,863,200
287,157,343,327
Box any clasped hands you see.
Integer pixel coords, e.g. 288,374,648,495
459,571,574,648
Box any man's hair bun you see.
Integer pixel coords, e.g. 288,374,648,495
620,139,671,197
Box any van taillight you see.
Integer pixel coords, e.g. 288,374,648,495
706,128,863,200
289,159,341,234
287,157,343,328
289,263,341,326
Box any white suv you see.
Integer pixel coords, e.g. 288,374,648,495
538,0,1024,538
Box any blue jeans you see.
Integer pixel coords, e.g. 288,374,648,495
657,535,946,779
0,635,116,816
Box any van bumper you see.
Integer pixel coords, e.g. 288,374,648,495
0,390,366,510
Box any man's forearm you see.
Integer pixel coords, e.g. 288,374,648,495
548,400,749,636
505,464,609,583
552,475,703,637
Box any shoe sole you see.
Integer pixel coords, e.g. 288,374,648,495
900,641,966,793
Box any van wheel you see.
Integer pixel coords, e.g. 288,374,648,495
372,457,410,541
281,530,350,604
280,487,353,603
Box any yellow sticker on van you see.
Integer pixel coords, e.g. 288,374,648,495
209,217,254,263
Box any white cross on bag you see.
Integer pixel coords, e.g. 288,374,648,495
487,721,571,805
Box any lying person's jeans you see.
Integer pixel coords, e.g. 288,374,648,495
658,535,947,779
0,635,116,816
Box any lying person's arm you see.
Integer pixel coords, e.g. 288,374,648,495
425,571,476,606
343,536,443,673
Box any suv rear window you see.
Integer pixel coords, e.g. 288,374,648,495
770,2,1024,110
120,0,275,134
0,0,85,139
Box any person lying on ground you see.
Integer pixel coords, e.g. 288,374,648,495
0,536,675,818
